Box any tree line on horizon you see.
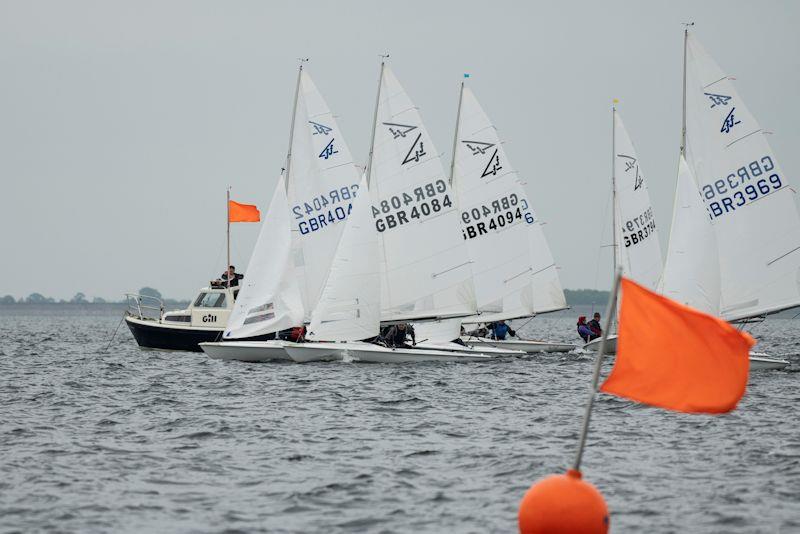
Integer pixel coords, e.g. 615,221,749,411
1,287,610,306
0,287,189,306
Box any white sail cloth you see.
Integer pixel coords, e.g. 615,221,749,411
370,66,475,321
613,112,663,291
660,156,721,315
453,87,565,321
288,70,362,321
684,34,800,321
306,174,381,342
224,176,304,339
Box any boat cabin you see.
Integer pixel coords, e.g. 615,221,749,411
158,286,237,328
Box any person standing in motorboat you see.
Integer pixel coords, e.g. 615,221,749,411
382,323,416,348
220,265,244,287
487,320,516,340
587,312,602,338
577,316,597,342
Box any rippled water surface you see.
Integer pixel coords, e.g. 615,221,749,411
1,306,799,533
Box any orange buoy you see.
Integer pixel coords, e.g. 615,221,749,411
518,469,609,534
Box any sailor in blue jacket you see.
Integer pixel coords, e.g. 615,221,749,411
488,320,516,340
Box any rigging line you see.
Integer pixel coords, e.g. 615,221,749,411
432,261,473,278
703,76,728,89
98,313,126,354
592,186,614,291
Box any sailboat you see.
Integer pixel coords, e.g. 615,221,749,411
583,108,664,354
439,80,573,354
661,29,793,370
341,61,494,363
201,64,364,362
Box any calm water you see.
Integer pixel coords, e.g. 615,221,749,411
1,306,799,533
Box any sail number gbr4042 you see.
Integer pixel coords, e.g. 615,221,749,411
371,179,453,232
292,184,359,235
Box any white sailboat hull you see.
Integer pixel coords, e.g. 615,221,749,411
583,335,618,355
283,342,357,363
415,341,524,357
346,344,493,363
749,353,789,371
583,336,788,370
462,337,575,354
200,340,293,362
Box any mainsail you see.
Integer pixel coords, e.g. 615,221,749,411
684,34,800,321
660,156,721,315
287,69,362,321
306,174,381,342
453,86,565,321
613,112,663,291
368,65,475,321
224,176,304,339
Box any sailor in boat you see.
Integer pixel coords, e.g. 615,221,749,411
587,313,602,339
577,316,598,343
382,323,416,348
212,265,243,289
487,320,516,340
278,325,306,343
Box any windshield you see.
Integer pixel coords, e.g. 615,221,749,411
193,292,227,308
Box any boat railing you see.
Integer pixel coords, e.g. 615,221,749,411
125,293,164,320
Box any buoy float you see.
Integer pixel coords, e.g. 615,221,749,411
518,469,609,534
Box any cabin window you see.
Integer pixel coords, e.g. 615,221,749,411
193,292,227,308
164,315,191,322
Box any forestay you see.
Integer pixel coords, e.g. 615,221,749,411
224,176,304,339
287,70,362,321
684,34,800,321
369,66,475,321
614,112,663,291
660,156,721,315
454,87,565,321
306,174,381,342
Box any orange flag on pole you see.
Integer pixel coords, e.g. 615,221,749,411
600,277,754,414
228,200,260,223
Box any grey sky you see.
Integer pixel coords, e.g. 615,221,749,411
1,0,798,300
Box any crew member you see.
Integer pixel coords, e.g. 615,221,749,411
577,316,596,342
587,312,602,338
488,320,516,340
383,323,416,348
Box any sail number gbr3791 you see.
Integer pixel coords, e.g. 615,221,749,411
371,179,453,232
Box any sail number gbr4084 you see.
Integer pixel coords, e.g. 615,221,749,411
371,179,453,232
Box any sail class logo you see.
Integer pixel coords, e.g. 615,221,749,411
480,149,502,178
383,122,417,139
704,92,732,108
720,107,741,134
462,140,495,155
618,154,644,191
401,133,426,165
319,138,338,160
309,121,333,135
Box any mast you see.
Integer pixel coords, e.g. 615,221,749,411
284,58,307,191
365,54,388,187
611,103,618,276
226,187,231,288
448,78,465,185
680,23,693,155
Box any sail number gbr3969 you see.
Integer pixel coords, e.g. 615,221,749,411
371,179,453,232
700,155,783,220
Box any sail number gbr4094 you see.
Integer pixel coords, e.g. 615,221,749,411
371,179,453,232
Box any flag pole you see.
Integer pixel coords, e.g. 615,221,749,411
226,187,231,288
572,268,622,472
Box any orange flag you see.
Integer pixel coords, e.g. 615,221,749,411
228,200,260,223
599,277,754,414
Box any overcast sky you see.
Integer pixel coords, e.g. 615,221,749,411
1,0,798,300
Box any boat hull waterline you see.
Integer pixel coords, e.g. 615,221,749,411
462,337,575,354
